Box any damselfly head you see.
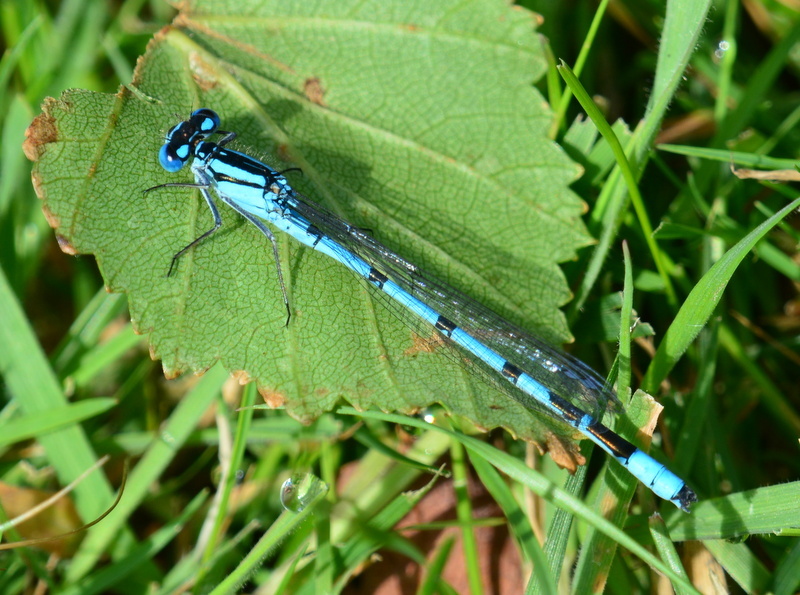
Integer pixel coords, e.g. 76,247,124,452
158,109,221,172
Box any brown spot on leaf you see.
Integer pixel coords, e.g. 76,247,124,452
259,387,286,408
23,112,58,161
304,77,326,106
30,169,45,200
40,202,60,230
404,332,445,356
189,52,219,91
56,235,77,255
544,431,585,473
231,369,253,385
162,363,183,380
276,144,288,161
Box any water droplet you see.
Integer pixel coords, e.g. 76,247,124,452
421,408,436,424
280,473,327,512
715,40,731,60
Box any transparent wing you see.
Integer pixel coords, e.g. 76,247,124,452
283,190,620,420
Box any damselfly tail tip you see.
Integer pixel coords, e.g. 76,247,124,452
676,485,698,513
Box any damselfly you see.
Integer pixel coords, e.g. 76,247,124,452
147,109,696,512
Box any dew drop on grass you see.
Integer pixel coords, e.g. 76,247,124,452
280,473,327,512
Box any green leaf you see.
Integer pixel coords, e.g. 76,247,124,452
28,1,597,458
641,195,800,393
0,398,116,448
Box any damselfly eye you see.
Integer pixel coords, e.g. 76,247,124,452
159,144,186,172
190,108,221,134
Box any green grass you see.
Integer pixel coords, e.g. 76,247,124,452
2,0,800,593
